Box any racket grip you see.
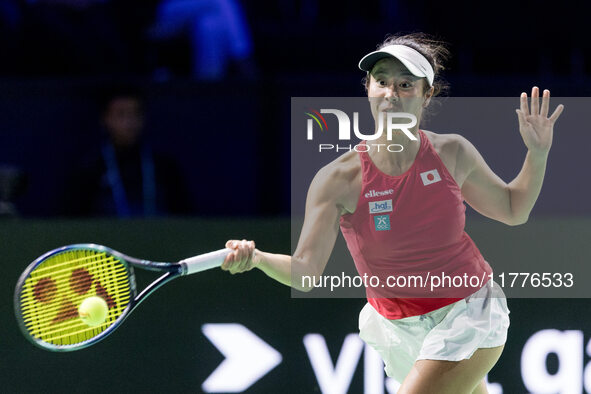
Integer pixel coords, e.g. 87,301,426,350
180,248,231,275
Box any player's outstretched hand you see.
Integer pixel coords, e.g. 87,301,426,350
222,239,257,274
515,86,564,155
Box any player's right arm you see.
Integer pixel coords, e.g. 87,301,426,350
222,160,354,292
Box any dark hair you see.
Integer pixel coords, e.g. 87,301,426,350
97,84,145,115
362,33,450,96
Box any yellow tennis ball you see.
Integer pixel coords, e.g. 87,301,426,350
78,296,108,327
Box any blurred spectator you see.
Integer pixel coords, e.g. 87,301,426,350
0,166,27,217
63,86,192,217
148,0,256,80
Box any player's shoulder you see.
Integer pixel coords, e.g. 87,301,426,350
318,151,360,180
310,151,361,197
422,130,476,157
423,130,482,177
423,129,466,148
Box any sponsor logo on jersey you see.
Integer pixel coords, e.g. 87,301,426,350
420,169,441,186
365,189,394,198
369,199,393,214
374,215,391,231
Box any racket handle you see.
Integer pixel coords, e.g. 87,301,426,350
180,248,231,275
179,248,232,275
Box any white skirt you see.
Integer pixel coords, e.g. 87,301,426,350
358,280,510,382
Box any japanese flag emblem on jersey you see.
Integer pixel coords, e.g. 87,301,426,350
420,169,441,186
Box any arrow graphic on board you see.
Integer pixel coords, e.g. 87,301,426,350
201,323,283,392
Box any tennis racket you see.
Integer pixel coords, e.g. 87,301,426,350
14,244,231,352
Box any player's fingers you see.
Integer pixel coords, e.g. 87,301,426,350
520,92,529,116
222,240,239,271
221,250,235,270
531,86,539,115
228,241,246,272
226,251,239,274
229,250,241,274
540,89,550,117
549,104,564,123
223,239,256,273
515,109,526,129
237,257,249,272
234,240,245,254
249,241,256,260
239,240,256,271
238,240,251,268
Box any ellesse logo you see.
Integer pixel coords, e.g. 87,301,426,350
365,189,394,198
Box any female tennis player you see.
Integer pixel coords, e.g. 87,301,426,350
222,33,564,393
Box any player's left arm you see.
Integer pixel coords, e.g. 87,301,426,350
460,87,564,226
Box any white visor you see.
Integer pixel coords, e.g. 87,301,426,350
358,44,434,86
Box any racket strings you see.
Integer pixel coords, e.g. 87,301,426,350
18,267,130,313
18,281,132,317
18,249,132,347
31,254,117,276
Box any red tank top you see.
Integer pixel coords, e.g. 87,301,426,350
339,130,492,319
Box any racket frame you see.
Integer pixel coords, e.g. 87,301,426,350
14,243,198,352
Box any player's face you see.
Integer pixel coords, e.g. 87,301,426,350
103,97,144,148
367,58,433,127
